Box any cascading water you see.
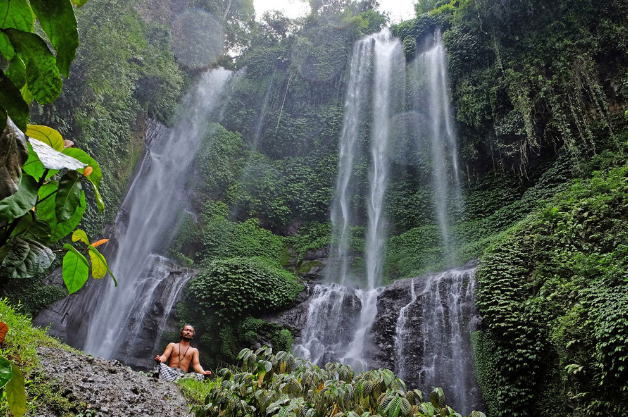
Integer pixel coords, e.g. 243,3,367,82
327,39,372,286
68,69,235,364
393,267,482,415
393,277,416,378
414,33,462,259
294,30,484,412
341,30,403,371
295,29,404,371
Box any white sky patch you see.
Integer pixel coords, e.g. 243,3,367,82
253,0,310,20
381,0,416,23
253,0,416,23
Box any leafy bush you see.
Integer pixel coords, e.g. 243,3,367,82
187,257,302,321
180,258,302,367
194,347,485,417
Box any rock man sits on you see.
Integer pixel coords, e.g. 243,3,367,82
154,324,211,381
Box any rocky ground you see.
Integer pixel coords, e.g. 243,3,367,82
33,347,192,416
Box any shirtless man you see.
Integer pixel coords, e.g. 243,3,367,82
154,325,211,380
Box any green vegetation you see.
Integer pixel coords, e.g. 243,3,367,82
44,0,186,236
176,376,222,406
474,164,628,416
0,299,83,416
1,0,187,315
1,0,628,414
194,347,485,417
180,257,303,368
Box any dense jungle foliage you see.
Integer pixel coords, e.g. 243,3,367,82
196,347,485,417
2,0,628,415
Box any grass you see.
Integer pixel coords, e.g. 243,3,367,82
0,298,68,372
176,377,222,406
0,299,93,416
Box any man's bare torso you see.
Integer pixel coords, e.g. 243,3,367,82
166,342,198,372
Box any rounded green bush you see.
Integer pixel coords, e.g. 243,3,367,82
186,257,303,321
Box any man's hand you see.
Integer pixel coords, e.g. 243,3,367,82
202,370,211,376
154,355,162,364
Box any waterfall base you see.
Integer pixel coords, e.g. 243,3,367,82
274,262,484,415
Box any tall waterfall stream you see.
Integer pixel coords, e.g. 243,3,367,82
35,69,236,369
293,30,483,414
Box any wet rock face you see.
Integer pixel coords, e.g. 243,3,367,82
35,347,192,417
369,278,414,370
263,284,313,333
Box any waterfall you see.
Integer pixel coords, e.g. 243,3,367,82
415,33,462,260
75,69,234,362
295,29,403,371
393,267,482,415
293,284,362,365
327,39,372,286
294,30,482,411
394,277,416,378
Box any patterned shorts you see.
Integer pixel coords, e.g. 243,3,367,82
157,363,205,382
158,363,186,382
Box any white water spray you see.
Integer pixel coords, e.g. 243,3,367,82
81,69,234,360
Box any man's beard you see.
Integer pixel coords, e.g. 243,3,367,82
181,335,193,342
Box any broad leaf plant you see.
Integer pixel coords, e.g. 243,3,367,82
0,1,116,415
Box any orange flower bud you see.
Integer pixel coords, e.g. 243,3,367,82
84,166,93,177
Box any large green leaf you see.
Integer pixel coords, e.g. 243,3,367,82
5,55,25,88
0,31,15,59
36,181,86,241
6,362,26,417
22,142,47,181
10,212,51,245
0,237,55,278
62,147,104,212
62,147,102,187
55,171,82,222
25,124,64,150
29,0,78,78
0,116,29,199
0,0,34,31
0,356,12,389
62,243,89,294
0,71,29,131
29,138,85,170
3,29,62,105
0,174,38,222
